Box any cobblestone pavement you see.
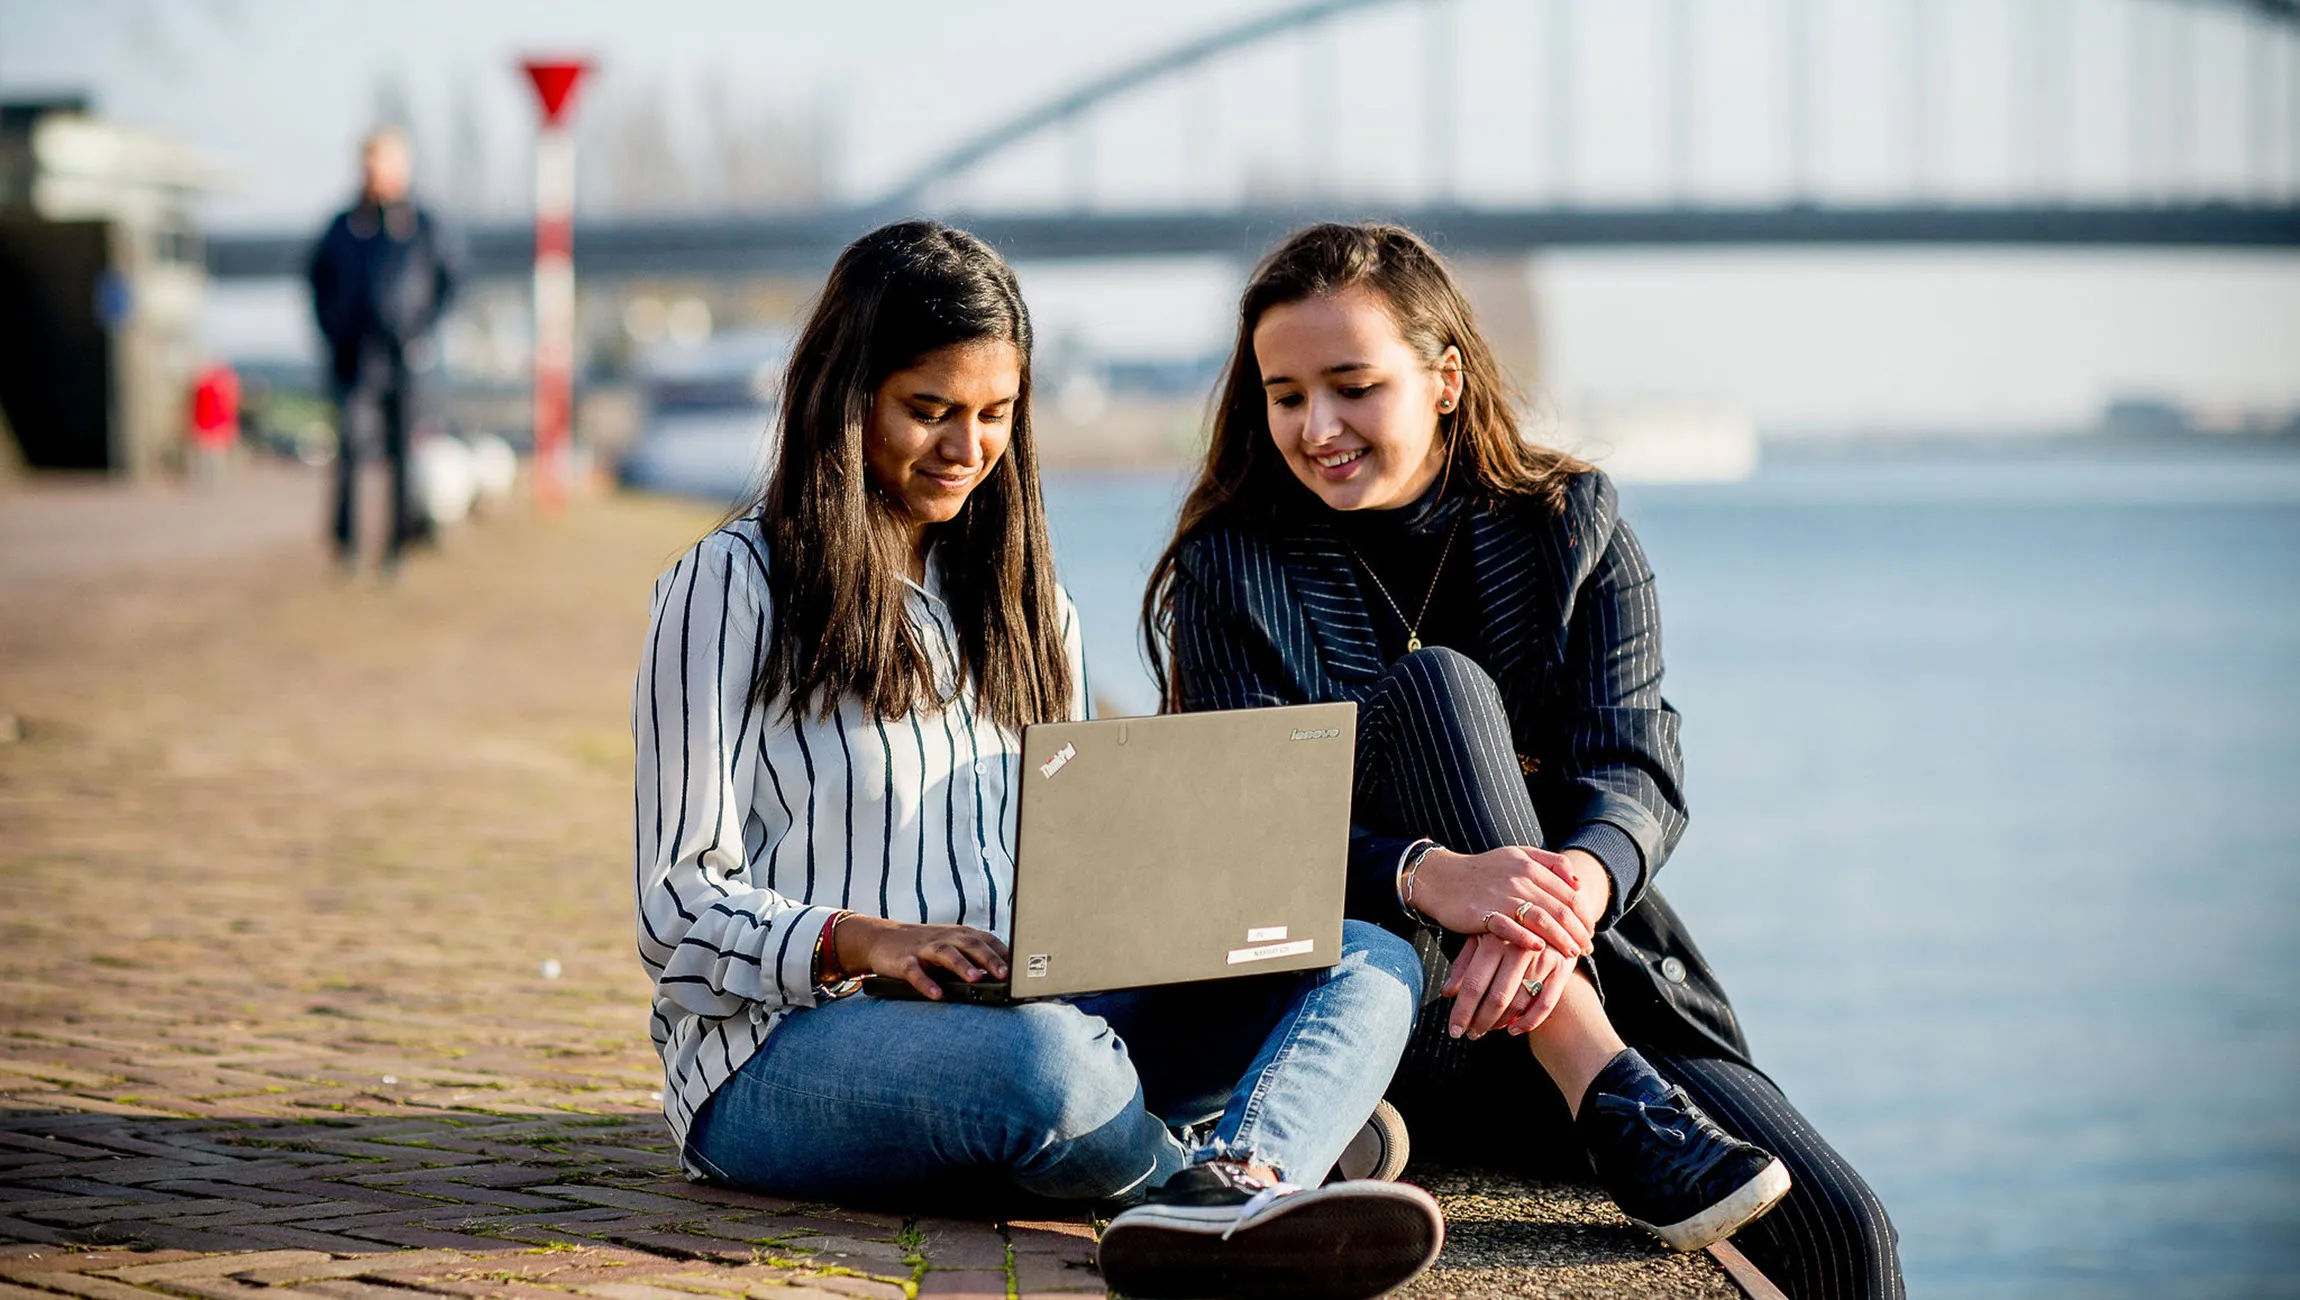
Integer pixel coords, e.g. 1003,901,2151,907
0,468,1745,1299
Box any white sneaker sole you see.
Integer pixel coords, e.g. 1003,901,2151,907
1634,1157,1793,1252
1097,1180,1444,1299
1332,1100,1412,1183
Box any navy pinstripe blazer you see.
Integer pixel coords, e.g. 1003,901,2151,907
1169,469,1752,1066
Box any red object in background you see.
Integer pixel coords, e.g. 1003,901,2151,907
521,60,591,127
190,363,239,450
521,57,592,510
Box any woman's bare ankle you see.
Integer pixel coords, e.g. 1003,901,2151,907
1519,972,1630,1117
1206,1157,1285,1184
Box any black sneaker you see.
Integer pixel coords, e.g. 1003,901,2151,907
1577,1050,1792,1252
1326,1099,1412,1184
1097,1160,1443,1299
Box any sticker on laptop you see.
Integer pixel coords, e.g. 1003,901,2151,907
1245,926,1289,943
1226,938,1315,965
1025,954,1050,978
1037,743,1077,779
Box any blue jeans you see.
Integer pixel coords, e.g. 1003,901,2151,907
684,920,1422,1203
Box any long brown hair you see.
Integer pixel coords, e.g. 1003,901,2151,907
752,220,1071,733
1142,222,1588,707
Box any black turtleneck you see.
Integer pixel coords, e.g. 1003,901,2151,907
1325,476,1480,666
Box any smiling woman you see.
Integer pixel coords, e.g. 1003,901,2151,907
1145,222,1904,1300
860,338,1021,578
631,220,1441,1300
747,224,1067,735
1254,283,1457,512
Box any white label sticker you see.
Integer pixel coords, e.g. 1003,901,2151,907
1226,938,1315,966
1037,743,1077,779
1025,954,1050,978
1245,926,1289,943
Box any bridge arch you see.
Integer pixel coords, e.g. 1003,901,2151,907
879,0,2300,212
876,0,1394,209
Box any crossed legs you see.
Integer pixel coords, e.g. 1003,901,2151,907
1356,647,1903,1300
1353,646,1629,1110
682,921,1422,1206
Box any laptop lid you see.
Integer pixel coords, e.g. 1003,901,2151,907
1006,702,1356,999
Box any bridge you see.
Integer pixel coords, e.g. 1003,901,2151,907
208,0,2300,279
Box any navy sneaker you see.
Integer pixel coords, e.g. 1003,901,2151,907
1097,1160,1443,1299
1577,1050,1791,1252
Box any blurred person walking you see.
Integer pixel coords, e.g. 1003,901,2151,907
307,126,460,576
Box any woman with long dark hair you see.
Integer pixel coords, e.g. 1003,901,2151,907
1145,222,1903,1299
632,221,1440,1300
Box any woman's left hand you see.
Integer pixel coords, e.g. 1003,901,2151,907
1442,932,1572,1039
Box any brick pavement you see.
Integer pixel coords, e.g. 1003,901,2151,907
0,469,1742,1299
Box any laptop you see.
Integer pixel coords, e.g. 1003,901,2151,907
862,701,1357,1004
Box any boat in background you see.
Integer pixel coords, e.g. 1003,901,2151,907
613,328,791,506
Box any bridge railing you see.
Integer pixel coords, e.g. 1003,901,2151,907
206,0,2300,278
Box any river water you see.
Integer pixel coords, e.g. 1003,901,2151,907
1038,447,2300,1299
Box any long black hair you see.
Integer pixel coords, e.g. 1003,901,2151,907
751,220,1071,732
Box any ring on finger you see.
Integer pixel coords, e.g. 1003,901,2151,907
1521,978,1544,999
1480,910,1500,933
1514,899,1534,922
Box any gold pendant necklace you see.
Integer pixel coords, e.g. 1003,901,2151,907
1348,512,1464,656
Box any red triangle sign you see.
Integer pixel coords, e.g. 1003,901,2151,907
522,59,591,126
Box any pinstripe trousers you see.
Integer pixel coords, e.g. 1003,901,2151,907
1358,648,1904,1300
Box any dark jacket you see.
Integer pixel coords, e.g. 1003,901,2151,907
1168,469,1753,1066
306,199,460,389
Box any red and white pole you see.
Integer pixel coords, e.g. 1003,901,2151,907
521,58,590,510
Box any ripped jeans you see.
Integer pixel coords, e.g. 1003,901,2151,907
683,919,1422,1204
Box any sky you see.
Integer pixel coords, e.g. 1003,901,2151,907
7,0,2300,429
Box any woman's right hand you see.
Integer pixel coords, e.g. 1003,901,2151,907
1415,845,1594,957
834,915,1011,1000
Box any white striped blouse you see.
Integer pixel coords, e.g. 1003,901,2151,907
631,515,1088,1162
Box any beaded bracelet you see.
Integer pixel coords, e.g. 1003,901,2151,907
812,909,855,987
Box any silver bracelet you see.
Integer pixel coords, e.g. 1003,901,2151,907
1397,839,1441,928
